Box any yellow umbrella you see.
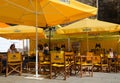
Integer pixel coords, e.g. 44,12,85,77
110,25,120,32
0,22,9,28
0,25,46,39
56,18,120,52
58,0,97,15
56,18,119,35
0,0,97,27
69,0,96,15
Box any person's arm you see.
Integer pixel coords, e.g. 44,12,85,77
7,49,10,53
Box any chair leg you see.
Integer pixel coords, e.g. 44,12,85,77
80,66,82,78
20,63,22,76
50,65,52,79
5,65,8,77
64,67,66,80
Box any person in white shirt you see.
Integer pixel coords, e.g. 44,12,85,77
109,48,116,62
109,48,114,58
7,44,18,53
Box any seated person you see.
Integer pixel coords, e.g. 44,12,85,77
43,43,49,56
43,43,50,61
7,44,18,53
109,48,114,58
2,44,18,73
108,48,116,62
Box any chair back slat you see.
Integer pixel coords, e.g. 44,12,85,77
7,53,22,62
93,55,101,64
64,52,74,56
64,52,74,64
51,51,64,63
86,52,93,61
39,52,44,61
87,52,93,56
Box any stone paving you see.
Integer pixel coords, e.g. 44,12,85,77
0,72,120,83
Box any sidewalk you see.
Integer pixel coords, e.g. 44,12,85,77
0,72,120,83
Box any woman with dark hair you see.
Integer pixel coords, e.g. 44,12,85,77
7,44,18,53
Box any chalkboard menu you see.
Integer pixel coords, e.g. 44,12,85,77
98,0,120,24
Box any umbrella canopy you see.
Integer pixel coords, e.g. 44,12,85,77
56,18,120,52
0,25,46,39
110,25,120,32
0,22,9,28
56,18,120,35
69,0,96,15
0,0,97,27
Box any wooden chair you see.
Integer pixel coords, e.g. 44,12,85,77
0,55,2,73
50,51,71,80
64,51,75,75
116,55,120,72
100,55,109,72
93,55,101,72
74,54,81,75
38,52,50,74
108,55,117,73
87,52,93,56
26,56,35,72
26,62,35,72
6,53,22,77
80,55,93,77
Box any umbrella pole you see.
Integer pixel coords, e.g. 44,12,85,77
35,0,39,78
96,0,98,19
22,40,24,54
49,28,52,52
87,32,89,52
68,37,71,51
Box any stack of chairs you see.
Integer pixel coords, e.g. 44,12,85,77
6,53,22,77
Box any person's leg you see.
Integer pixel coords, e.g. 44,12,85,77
2,59,6,73
22,59,28,69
